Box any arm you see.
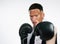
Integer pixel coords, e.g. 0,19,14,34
46,27,57,44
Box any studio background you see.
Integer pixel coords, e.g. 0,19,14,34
0,0,60,44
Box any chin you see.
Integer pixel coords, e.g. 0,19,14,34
33,24,37,26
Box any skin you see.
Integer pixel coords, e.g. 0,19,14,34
29,9,45,26
29,9,56,44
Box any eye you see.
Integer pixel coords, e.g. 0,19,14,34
35,15,38,17
30,16,33,17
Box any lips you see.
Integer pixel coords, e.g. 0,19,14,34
33,22,37,25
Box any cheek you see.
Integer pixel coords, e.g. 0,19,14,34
37,15,43,22
30,17,32,21
37,15,41,20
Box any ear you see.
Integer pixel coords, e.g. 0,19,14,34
42,12,45,18
41,11,45,19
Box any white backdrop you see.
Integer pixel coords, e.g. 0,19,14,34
0,0,60,44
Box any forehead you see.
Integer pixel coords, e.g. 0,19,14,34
29,9,41,15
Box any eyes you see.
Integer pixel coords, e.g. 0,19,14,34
30,15,38,18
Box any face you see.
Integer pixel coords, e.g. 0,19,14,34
29,9,44,26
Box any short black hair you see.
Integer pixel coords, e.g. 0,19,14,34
29,3,43,11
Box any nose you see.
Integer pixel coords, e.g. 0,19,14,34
31,16,36,22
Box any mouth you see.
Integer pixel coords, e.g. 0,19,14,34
33,22,37,25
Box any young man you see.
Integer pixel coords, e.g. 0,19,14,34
29,3,57,44
19,3,57,44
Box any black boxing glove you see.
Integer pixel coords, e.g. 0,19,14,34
19,23,32,44
35,21,54,40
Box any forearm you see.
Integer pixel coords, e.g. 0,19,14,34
46,27,57,44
